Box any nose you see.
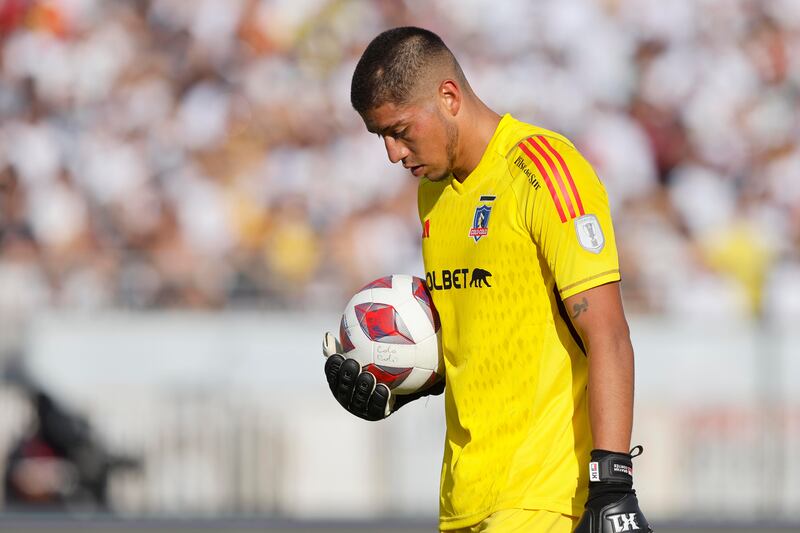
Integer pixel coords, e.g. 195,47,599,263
383,136,409,164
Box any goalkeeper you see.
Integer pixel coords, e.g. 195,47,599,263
324,27,652,533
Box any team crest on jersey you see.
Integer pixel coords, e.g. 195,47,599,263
469,195,495,242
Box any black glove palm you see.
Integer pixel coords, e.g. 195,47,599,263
574,447,652,533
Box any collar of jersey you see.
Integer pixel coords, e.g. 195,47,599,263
450,113,516,196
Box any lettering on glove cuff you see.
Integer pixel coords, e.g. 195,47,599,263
589,454,633,483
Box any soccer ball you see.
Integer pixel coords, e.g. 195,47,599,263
338,274,443,395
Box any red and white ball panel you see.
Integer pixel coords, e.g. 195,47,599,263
338,274,443,395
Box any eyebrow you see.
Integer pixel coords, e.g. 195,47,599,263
370,120,405,136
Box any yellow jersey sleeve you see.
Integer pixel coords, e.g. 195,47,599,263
509,134,621,299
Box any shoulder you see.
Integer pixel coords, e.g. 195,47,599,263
504,124,607,228
500,118,578,176
503,123,580,194
505,123,600,193
504,125,581,176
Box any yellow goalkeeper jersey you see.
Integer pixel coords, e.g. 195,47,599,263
418,114,621,530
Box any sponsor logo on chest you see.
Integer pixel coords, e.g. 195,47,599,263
426,268,493,291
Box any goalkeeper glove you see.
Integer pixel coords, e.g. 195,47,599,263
322,332,443,421
574,446,653,533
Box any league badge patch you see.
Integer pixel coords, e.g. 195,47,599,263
469,195,495,242
575,214,605,253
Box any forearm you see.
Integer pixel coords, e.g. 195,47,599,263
566,287,651,531
586,330,634,453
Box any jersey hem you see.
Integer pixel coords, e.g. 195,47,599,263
558,270,621,300
438,498,582,530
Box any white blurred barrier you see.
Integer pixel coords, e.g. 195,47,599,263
0,312,797,521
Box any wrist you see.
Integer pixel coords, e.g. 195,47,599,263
586,446,643,503
577,447,651,532
589,448,634,487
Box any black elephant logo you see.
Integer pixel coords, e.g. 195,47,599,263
469,268,492,288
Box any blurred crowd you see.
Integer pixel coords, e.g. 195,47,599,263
0,0,799,339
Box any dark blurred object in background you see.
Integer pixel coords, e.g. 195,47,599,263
2,358,140,512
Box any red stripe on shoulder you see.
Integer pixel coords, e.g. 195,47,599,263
538,136,585,216
518,140,567,223
528,137,576,219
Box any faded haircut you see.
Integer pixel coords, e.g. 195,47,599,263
351,26,465,114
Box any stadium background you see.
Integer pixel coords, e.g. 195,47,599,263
0,0,798,531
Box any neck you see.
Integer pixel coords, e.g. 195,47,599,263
451,103,503,182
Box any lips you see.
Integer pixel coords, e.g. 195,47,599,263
407,165,424,176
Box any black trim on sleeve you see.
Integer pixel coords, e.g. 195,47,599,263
553,284,586,356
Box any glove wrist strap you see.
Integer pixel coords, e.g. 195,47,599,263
588,447,637,486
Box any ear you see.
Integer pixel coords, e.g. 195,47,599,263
438,79,461,117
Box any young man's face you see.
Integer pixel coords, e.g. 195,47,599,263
361,100,457,182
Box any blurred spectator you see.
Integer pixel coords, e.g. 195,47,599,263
0,0,798,323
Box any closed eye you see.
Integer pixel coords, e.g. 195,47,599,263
377,128,406,141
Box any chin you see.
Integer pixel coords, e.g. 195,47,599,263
424,169,449,181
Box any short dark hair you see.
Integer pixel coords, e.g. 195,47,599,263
350,27,461,114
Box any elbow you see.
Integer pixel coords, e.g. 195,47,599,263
582,320,632,359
